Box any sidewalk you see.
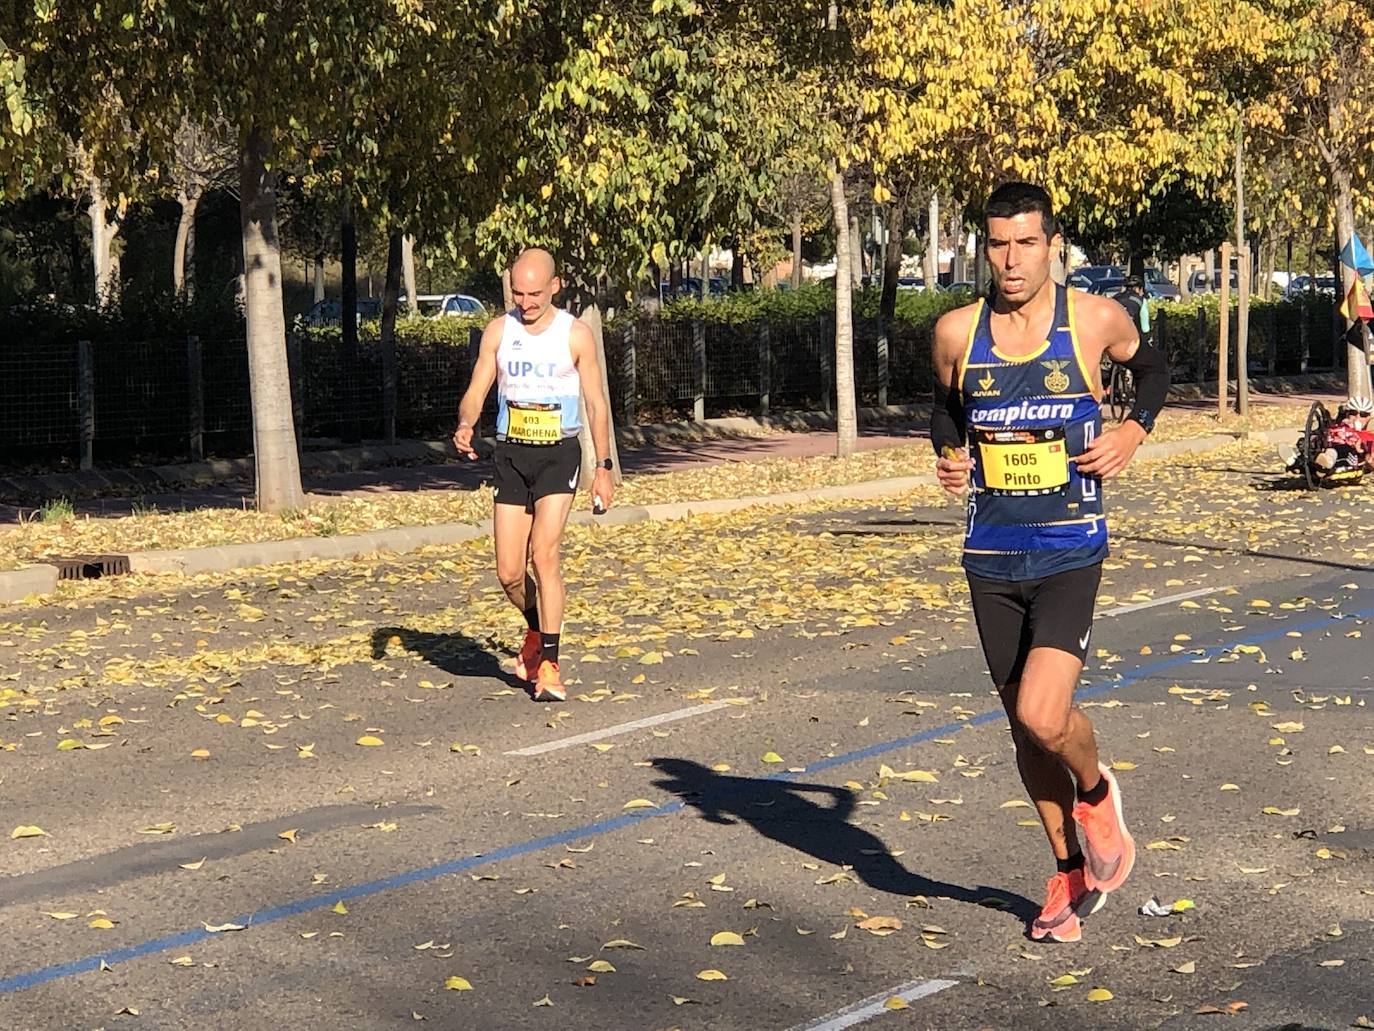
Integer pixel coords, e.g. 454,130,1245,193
0,384,1342,525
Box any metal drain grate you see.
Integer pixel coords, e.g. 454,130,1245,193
48,554,131,580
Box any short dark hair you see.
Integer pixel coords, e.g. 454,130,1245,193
985,182,1058,240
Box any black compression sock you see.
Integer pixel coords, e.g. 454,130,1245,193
540,633,560,666
1078,775,1109,806
1057,851,1086,875
523,606,540,632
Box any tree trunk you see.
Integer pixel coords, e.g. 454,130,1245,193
1333,162,1373,398
879,191,907,323
924,193,939,288
173,185,202,299
88,177,119,305
239,126,306,513
699,246,709,300
730,244,745,291
340,199,361,443
501,268,513,311
572,289,623,488
848,213,863,286
312,221,326,304
973,229,986,297
1204,248,1215,289
790,211,803,288
401,234,417,314
668,260,682,297
951,213,967,282
830,171,857,458
379,229,403,444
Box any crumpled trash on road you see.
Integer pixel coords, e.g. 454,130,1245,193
1139,897,1173,917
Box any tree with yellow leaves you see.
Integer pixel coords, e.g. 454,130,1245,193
1249,0,1374,396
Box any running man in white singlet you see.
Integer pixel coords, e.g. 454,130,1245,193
453,249,615,701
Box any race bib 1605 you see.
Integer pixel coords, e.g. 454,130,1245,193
975,425,1070,494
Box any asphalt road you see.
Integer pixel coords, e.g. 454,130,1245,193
0,453,1371,1030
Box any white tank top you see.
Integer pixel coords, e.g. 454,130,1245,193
495,309,582,443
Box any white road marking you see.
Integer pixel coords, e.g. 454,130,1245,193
785,977,959,1031
1101,586,1217,617
504,701,731,756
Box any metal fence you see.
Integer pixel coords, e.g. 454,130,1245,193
0,304,1343,471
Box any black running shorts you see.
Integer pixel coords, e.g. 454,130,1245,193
966,562,1102,686
492,438,581,513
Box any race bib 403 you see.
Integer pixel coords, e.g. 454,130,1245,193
975,425,1070,494
506,402,563,444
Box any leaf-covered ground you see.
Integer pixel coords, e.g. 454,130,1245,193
0,433,1369,1028
0,405,1314,573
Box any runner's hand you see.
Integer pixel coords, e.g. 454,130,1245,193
1074,422,1146,479
935,448,973,496
452,423,477,460
591,468,615,512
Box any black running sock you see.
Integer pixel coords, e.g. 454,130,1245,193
523,606,540,633
540,633,560,666
1057,851,1086,875
1078,775,1109,806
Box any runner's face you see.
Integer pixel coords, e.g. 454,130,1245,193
511,273,559,324
985,213,1059,303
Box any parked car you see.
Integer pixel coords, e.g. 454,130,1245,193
1088,276,1176,302
417,293,488,317
1285,274,1338,299
1142,268,1180,300
304,298,383,326
1072,265,1124,287
1187,269,1238,294
660,277,727,298
896,276,940,292
945,281,975,293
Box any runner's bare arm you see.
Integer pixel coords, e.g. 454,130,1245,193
453,318,503,457
931,305,977,495
571,320,615,509
1073,294,1152,478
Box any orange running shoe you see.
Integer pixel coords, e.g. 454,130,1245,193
514,629,542,682
1072,764,1136,894
1029,867,1104,942
533,660,565,702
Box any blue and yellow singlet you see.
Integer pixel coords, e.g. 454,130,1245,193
957,285,1107,581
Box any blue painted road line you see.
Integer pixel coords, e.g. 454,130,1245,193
0,598,1368,996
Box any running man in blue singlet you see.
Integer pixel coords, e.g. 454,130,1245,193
929,183,1170,943
453,249,616,702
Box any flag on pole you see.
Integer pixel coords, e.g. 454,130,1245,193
1340,233,1374,276
1340,276,1374,322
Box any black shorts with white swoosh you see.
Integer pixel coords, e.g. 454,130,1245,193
965,562,1102,686
491,437,582,514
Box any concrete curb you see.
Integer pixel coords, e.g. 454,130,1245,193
0,424,1310,602
0,564,59,604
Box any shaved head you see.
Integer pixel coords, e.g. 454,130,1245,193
509,248,561,326
512,248,557,287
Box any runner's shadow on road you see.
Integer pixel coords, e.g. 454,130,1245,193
370,627,529,691
649,758,1036,922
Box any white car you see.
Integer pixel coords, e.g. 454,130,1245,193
416,293,488,318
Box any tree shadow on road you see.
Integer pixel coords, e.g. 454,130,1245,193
649,758,1036,923
370,626,530,693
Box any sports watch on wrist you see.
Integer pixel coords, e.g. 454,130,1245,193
596,458,612,470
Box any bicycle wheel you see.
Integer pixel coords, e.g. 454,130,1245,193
1109,365,1133,423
